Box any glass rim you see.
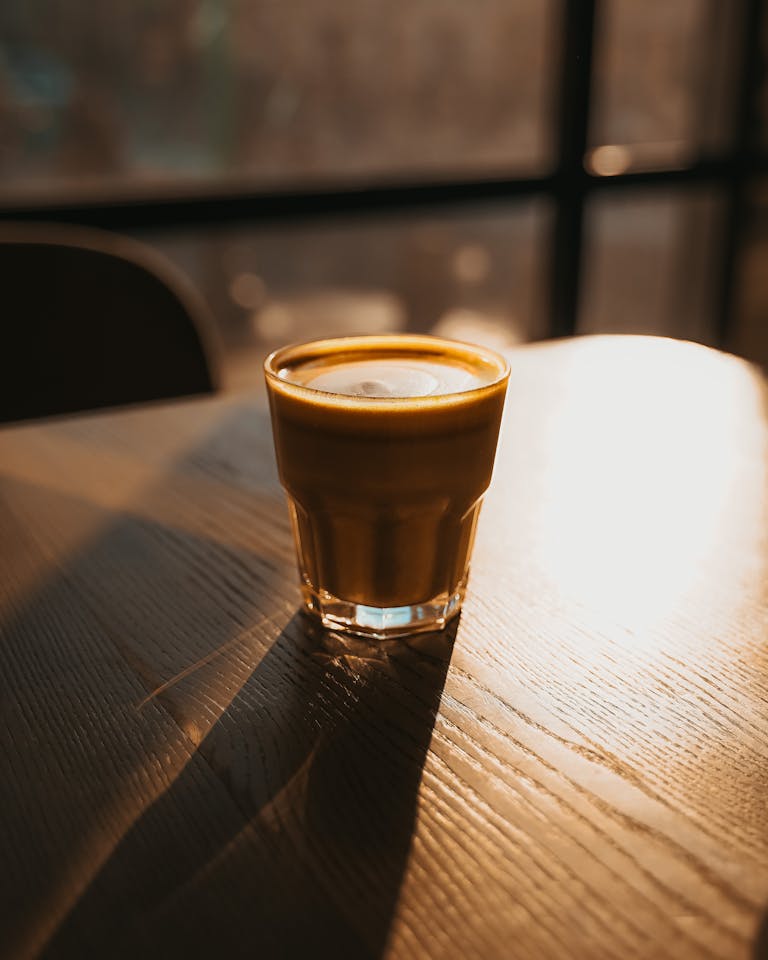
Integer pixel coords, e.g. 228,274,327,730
263,333,510,406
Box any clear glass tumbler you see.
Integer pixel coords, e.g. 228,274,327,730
264,334,509,639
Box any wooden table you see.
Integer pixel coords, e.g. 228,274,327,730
2,336,767,960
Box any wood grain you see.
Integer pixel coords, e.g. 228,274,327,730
1,335,767,959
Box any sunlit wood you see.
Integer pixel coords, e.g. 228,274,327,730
1,336,766,959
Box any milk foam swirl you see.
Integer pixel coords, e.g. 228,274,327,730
300,359,482,398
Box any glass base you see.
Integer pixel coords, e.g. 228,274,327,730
301,582,466,640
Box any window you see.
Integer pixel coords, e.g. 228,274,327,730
0,0,555,194
2,0,766,384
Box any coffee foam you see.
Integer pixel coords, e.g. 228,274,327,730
282,357,488,398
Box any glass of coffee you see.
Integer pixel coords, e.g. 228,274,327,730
264,334,509,639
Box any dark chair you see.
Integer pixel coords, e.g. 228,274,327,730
0,224,221,423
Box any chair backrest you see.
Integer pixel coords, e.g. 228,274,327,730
0,224,220,423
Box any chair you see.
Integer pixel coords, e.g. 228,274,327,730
0,223,221,423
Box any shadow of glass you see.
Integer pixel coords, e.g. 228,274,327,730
44,613,455,959
2,402,456,959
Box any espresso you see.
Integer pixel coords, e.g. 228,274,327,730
265,335,509,615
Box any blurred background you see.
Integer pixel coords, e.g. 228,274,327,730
2,0,768,390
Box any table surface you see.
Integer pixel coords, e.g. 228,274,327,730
2,335,767,960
